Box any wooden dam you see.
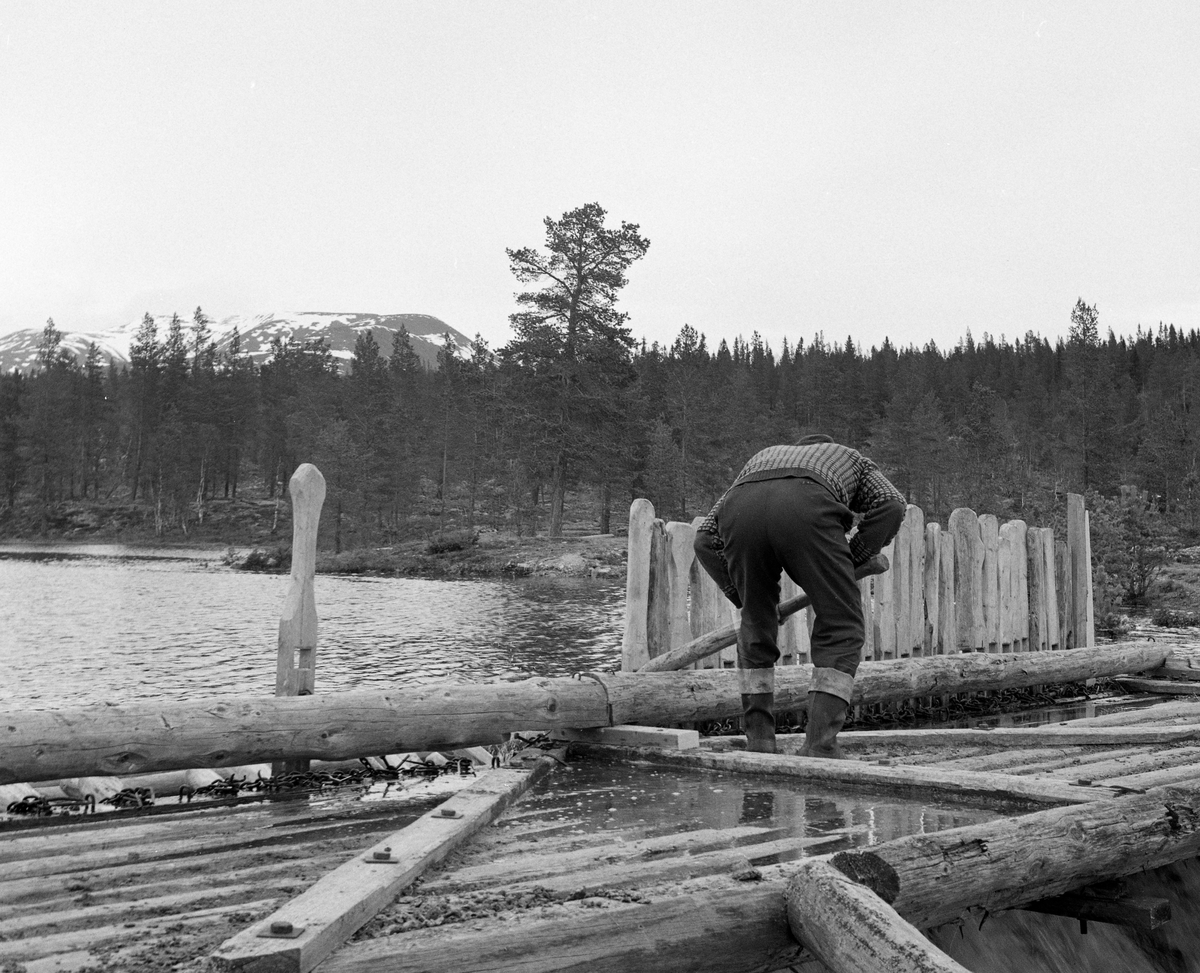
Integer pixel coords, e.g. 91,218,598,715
4,464,1200,973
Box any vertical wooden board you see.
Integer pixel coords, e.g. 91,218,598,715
688,517,723,670
949,508,983,651
1067,493,1090,649
276,463,326,698
1025,526,1047,651
938,530,956,654
979,514,1000,652
622,499,656,670
904,506,925,656
1042,528,1060,650
1011,520,1029,648
876,539,897,659
998,522,1016,650
859,575,876,663
778,572,801,665
664,521,697,654
646,519,671,660
1056,537,1073,650
721,603,741,668
923,523,940,656
1085,510,1096,646
891,521,911,659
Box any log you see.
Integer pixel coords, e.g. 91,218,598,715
1,643,1171,785
275,464,326,776
210,761,558,973
639,555,890,672
786,859,972,973
322,779,1200,973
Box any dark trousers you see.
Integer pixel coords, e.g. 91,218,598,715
719,477,864,676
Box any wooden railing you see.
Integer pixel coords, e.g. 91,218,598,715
622,494,1095,672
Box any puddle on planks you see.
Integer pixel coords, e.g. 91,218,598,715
497,755,1006,861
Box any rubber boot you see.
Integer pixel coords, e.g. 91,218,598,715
741,693,776,753
798,691,848,759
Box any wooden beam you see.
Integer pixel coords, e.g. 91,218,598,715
781,725,1200,748
548,725,700,749
1,642,1171,785
1022,890,1171,931
620,498,655,671
786,859,972,973
1116,677,1200,695
573,745,1118,806
209,759,558,973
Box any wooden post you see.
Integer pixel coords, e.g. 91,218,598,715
1026,526,1048,651
902,505,925,657
688,518,724,671
1043,527,1060,649
876,539,897,659
949,508,983,652
860,574,876,664
275,464,326,776
1057,536,1074,649
923,523,940,657
664,521,696,656
979,514,1000,652
1011,519,1029,651
621,499,656,670
1068,493,1092,648
646,518,670,660
937,527,955,656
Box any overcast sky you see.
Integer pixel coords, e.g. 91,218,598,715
1,1,1196,356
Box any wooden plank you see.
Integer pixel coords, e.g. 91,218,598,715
937,529,956,655
1011,519,1030,649
1042,527,1060,649
860,572,877,663
687,517,725,670
875,539,897,659
903,505,925,656
786,859,972,973
778,571,801,665
645,518,670,660
1068,493,1090,648
923,523,940,656
979,513,1000,652
949,508,983,651
1144,662,1200,682
621,498,655,670
1022,891,1171,931
209,761,557,973
1115,677,1200,696
663,521,695,656
890,521,910,658
1026,525,1048,651
549,725,700,749
796,726,1200,748
1057,536,1073,648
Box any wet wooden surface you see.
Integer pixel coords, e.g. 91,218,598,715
5,696,1200,972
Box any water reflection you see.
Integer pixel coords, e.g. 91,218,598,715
0,549,624,708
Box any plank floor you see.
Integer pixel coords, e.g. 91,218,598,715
4,695,1200,973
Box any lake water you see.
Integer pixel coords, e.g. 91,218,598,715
0,544,625,709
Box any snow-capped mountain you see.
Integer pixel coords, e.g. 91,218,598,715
0,311,474,375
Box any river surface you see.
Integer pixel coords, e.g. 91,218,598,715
0,543,625,708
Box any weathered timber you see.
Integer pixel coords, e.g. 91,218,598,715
783,726,1200,749
1116,677,1200,696
620,498,656,670
0,680,610,784
576,745,1118,806
609,642,1169,724
950,508,984,651
210,760,557,973
2,642,1170,784
275,464,326,775
1144,661,1200,681
980,513,1000,652
548,725,700,749
638,555,889,672
786,859,972,973
320,780,1200,973
1022,890,1171,931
